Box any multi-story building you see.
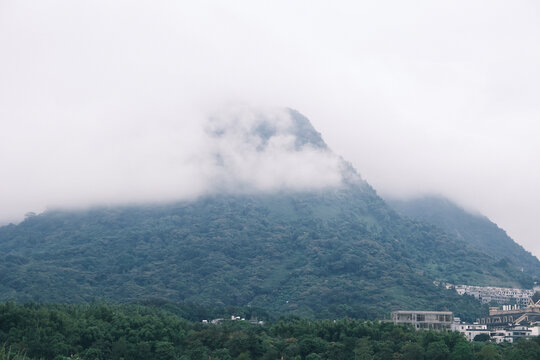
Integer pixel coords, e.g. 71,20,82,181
452,322,490,341
392,310,453,331
490,326,533,343
477,291,540,328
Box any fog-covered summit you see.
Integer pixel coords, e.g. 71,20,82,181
206,107,328,151
286,109,328,150
204,107,362,192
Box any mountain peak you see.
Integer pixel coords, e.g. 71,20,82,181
286,108,328,150
203,106,362,192
206,107,328,152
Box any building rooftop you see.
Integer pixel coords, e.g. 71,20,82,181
393,310,452,314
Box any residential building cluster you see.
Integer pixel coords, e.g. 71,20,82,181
451,321,540,343
392,310,540,343
202,316,264,325
451,284,534,306
391,287,540,343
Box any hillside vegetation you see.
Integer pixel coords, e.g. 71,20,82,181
0,184,530,320
387,196,540,280
1,302,540,360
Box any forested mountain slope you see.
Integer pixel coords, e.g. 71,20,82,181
0,109,534,320
0,187,475,319
387,196,540,279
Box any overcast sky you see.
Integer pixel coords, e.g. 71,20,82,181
1,1,539,258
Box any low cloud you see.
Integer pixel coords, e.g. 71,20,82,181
202,106,344,193
0,105,346,223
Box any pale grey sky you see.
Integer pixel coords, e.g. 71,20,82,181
1,1,539,258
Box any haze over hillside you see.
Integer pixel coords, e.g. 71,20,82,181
1,110,536,322
0,107,353,222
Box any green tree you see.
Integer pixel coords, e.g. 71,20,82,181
82,348,103,360
154,341,175,360
449,341,473,360
236,352,250,360
211,348,232,360
477,344,501,360
506,339,540,360
425,340,450,360
354,337,374,360
401,342,424,360
374,341,394,360
299,336,326,357
473,334,490,342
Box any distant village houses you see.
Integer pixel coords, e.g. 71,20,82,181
454,284,534,306
392,286,540,343
435,282,535,307
202,316,264,326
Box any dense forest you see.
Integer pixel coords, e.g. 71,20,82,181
1,302,539,360
0,184,516,320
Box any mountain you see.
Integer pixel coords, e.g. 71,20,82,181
386,196,540,279
0,109,533,320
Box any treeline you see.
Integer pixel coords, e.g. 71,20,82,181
1,303,540,360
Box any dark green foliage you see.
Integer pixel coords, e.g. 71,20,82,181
0,345,33,360
2,302,540,360
449,341,474,360
425,340,450,360
473,333,491,342
477,343,502,360
401,342,424,360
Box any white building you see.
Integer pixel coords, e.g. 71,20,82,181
453,285,533,307
452,322,490,341
490,326,532,343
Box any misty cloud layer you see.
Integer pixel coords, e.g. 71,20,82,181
1,1,540,257
0,104,346,221
203,107,345,193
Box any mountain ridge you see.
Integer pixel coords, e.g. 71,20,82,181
386,195,540,279
0,109,535,321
